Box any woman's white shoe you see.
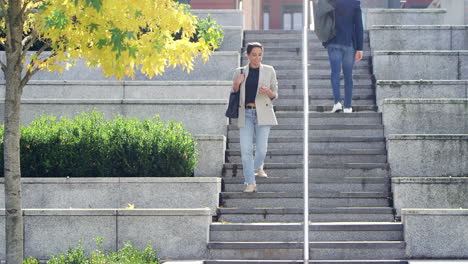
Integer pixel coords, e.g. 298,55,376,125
243,183,257,193
255,168,268,178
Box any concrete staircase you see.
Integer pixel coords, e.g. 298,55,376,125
206,30,406,263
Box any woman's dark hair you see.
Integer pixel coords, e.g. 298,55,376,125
246,42,263,54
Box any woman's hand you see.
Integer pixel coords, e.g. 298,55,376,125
260,86,276,99
233,72,245,92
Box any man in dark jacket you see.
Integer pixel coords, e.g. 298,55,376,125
323,0,364,113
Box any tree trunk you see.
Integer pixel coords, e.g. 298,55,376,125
4,0,25,263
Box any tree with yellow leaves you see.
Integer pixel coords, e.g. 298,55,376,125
0,0,223,262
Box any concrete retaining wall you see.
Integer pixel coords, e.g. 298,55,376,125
376,81,468,111
0,208,211,260
0,80,232,100
219,26,243,52
382,99,468,135
387,134,468,177
195,135,226,177
0,177,221,214
370,26,468,50
402,209,468,259
372,51,468,80
5,80,232,100
0,99,228,135
0,51,240,81
192,10,243,27
393,177,468,217
365,9,446,29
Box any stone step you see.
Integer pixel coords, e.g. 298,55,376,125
275,98,375,107
225,150,387,164
274,64,370,71
227,141,386,151
223,176,390,184
222,163,389,178
243,29,370,40
223,178,389,193
205,260,408,264
244,59,371,69
278,84,375,95
227,125,384,137
276,74,372,81
208,241,405,260
220,192,390,208
281,87,375,96
275,105,378,112
276,68,371,75
275,78,373,86
209,222,403,242
274,112,382,125
218,207,395,223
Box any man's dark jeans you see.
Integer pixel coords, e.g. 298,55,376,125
327,43,356,108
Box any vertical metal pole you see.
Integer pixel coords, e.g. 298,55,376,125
302,0,310,263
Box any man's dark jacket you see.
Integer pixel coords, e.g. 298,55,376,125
322,0,364,51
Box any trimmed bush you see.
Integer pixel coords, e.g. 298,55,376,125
0,110,198,177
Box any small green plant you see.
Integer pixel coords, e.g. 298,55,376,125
24,238,160,264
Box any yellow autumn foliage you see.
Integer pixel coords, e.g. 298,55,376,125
0,0,222,80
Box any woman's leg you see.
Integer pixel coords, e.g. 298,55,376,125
254,125,271,171
239,109,256,184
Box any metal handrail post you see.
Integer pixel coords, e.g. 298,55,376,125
302,0,310,263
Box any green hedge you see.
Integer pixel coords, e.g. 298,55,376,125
0,111,198,177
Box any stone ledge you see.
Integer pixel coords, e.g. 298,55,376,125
0,208,211,259
388,134,468,140
377,80,468,85
393,177,468,184
0,177,222,184
367,9,446,13
374,50,468,55
371,25,468,30
388,134,468,177
402,209,468,216
384,98,468,104
0,177,222,214
10,99,227,105
0,208,210,216
403,208,468,258
0,80,232,86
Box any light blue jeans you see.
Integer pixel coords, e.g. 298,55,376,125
327,43,356,108
239,109,271,184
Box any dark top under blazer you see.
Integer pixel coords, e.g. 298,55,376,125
324,0,364,51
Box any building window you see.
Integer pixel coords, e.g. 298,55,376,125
282,5,302,30
263,4,270,30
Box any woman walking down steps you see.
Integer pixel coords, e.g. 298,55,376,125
231,42,279,193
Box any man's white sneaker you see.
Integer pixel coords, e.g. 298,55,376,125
331,102,343,113
255,168,268,178
344,108,353,113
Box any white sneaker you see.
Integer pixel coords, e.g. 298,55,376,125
331,102,343,113
255,168,268,178
344,108,353,113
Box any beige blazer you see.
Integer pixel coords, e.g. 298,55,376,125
232,63,279,128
